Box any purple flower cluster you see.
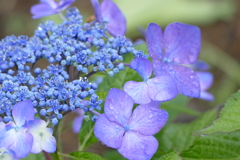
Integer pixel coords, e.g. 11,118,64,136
0,0,215,160
0,100,56,159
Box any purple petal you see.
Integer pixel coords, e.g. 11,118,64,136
0,123,14,148
197,72,213,90
191,60,210,71
0,147,19,160
141,100,161,108
168,64,200,98
57,0,75,11
27,120,56,153
40,0,58,8
128,105,168,135
118,132,158,160
200,91,214,101
147,75,178,102
101,0,126,37
94,114,124,149
31,4,58,19
152,60,169,76
72,109,84,133
0,117,2,122
164,22,201,64
12,100,35,127
8,129,33,158
91,0,103,22
130,58,152,80
105,88,134,126
123,81,151,104
147,23,163,60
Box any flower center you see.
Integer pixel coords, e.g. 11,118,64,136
124,125,130,131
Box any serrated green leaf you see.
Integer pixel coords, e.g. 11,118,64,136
156,110,217,153
156,150,181,160
180,131,240,160
69,152,105,160
197,90,240,134
78,120,98,151
22,153,45,160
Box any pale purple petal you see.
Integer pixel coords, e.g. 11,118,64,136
130,58,152,80
101,0,126,37
27,120,56,153
147,75,178,102
128,105,168,135
12,100,35,127
147,23,163,60
152,60,169,76
118,132,158,160
192,60,210,71
168,64,200,98
141,100,161,108
41,129,56,153
105,88,134,126
8,130,33,158
200,91,214,101
0,123,14,148
0,117,2,121
91,0,103,22
40,0,58,8
123,81,151,105
31,4,58,19
164,22,201,64
94,114,124,149
0,147,20,160
72,109,84,133
57,0,75,11
197,72,213,90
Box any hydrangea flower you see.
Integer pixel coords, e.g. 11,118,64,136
72,108,85,133
0,147,19,160
3,100,34,158
0,100,56,158
31,0,75,19
147,22,201,98
90,0,126,37
94,88,168,160
124,57,178,104
27,119,56,153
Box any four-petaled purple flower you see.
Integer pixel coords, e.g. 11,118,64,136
147,22,201,98
94,88,168,160
31,0,75,19
124,57,178,104
0,100,56,158
90,0,126,37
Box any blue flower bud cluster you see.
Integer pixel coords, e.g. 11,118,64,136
0,7,146,125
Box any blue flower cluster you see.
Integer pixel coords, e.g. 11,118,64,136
0,7,146,125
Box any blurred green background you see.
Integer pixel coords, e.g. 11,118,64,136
2,0,240,159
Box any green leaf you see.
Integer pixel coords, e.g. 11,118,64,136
197,90,240,134
156,110,217,153
78,120,98,151
155,150,181,160
22,153,45,160
69,152,106,160
180,131,240,160
103,150,128,160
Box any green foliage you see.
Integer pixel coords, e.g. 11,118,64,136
156,110,217,154
198,90,240,134
103,150,128,160
22,153,45,160
161,95,201,121
180,131,240,160
155,150,181,160
78,120,98,151
69,152,106,160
